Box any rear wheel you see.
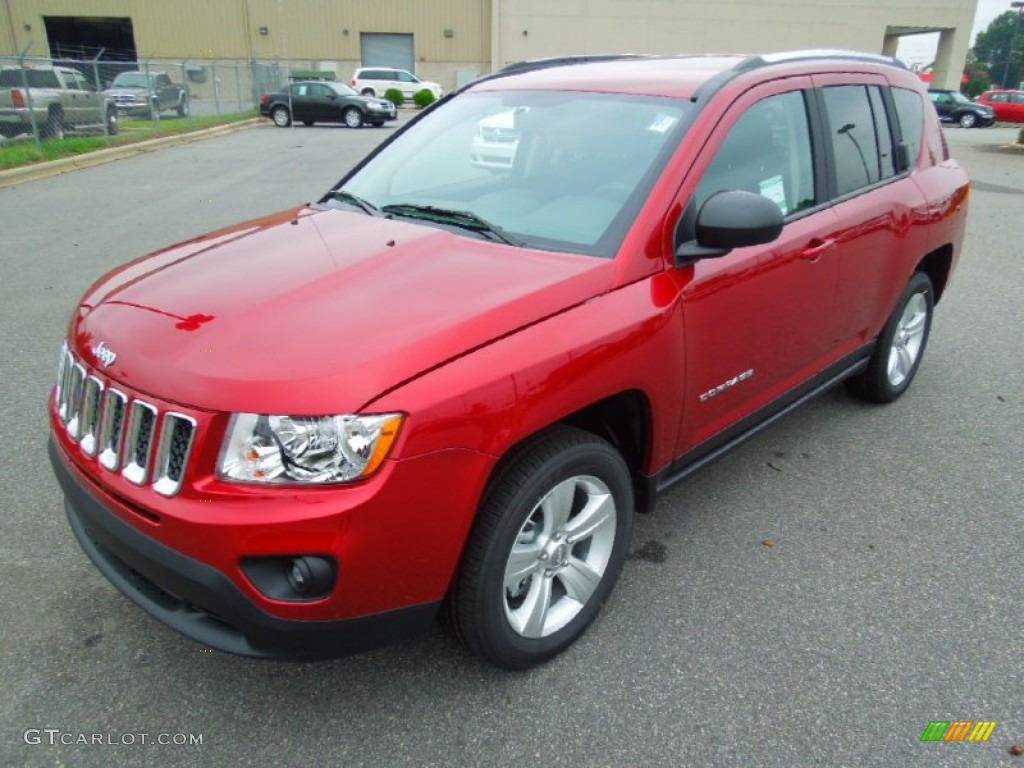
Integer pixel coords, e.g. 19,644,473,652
958,112,976,129
106,107,119,135
343,107,363,128
270,105,291,127
176,96,189,118
845,272,934,403
361,88,375,97
446,426,634,669
41,112,65,140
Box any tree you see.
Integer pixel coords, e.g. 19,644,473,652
971,10,1024,89
962,50,992,97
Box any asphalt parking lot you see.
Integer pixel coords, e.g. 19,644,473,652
0,120,1021,768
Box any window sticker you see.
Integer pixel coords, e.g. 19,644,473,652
648,114,678,134
759,174,788,215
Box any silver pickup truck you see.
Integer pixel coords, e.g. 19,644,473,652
103,71,190,118
0,65,118,139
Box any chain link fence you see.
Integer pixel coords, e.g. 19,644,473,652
0,52,328,150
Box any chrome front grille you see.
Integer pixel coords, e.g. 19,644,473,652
54,344,195,497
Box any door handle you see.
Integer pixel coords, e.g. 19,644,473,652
800,238,835,262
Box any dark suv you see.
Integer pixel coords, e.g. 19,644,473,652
928,88,995,128
49,51,969,669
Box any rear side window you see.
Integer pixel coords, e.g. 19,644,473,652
0,69,61,87
891,87,924,169
822,85,887,196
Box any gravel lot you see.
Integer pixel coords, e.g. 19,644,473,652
0,120,1021,768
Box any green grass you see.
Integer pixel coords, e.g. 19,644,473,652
0,110,258,171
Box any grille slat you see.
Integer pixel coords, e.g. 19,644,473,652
97,388,127,471
153,413,197,497
79,376,105,456
122,401,158,486
55,347,196,495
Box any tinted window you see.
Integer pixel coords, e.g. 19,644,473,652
823,85,884,196
310,84,332,98
891,87,924,169
869,86,896,179
989,93,1008,103
1012,93,1024,104
695,90,816,216
0,69,60,87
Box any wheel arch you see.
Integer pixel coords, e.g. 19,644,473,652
916,244,953,303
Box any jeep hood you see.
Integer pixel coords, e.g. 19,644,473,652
72,207,613,414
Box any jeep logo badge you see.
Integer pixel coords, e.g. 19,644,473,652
91,341,117,368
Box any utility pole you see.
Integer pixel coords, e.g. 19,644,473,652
1003,1,1024,88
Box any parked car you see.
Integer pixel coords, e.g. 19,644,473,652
259,80,397,128
103,71,189,118
469,109,520,169
975,89,1024,122
50,51,968,670
351,67,443,100
927,88,994,128
0,65,117,139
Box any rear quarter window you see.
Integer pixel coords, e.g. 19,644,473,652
891,87,925,169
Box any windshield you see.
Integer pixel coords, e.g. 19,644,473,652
336,90,689,257
111,73,153,88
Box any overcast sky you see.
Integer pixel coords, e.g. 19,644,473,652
897,0,1019,64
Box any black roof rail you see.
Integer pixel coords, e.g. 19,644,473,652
499,53,650,75
735,49,908,72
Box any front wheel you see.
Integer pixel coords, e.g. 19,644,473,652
845,272,934,403
446,426,634,669
176,97,189,118
106,108,118,135
270,105,291,127
958,112,977,129
343,107,363,128
41,113,65,140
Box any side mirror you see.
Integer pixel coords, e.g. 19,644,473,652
676,190,785,264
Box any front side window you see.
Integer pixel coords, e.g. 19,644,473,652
823,85,885,196
338,90,690,256
398,71,418,83
694,90,816,216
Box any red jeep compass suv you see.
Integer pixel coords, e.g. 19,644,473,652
49,51,969,669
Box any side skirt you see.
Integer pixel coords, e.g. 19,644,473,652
649,345,873,502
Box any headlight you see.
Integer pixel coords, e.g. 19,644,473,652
218,412,404,484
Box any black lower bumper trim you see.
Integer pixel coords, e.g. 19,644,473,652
49,437,440,659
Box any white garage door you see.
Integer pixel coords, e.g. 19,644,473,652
360,33,415,73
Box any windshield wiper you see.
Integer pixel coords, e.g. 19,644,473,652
326,189,382,216
380,204,523,246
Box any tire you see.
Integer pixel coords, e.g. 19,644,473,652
41,113,65,140
343,107,364,128
845,272,934,404
361,88,375,97
270,105,291,127
106,108,119,136
958,112,976,129
446,426,634,669
176,97,189,118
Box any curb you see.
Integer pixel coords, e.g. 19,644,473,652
0,118,263,189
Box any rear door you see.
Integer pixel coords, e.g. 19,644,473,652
814,76,932,348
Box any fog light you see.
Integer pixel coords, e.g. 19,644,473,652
241,555,337,601
284,556,334,598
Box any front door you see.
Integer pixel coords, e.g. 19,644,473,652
672,81,843,452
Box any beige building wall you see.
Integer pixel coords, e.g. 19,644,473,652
0,0,978,91
493,0,978,90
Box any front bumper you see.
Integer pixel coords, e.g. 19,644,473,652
49,437,440,659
